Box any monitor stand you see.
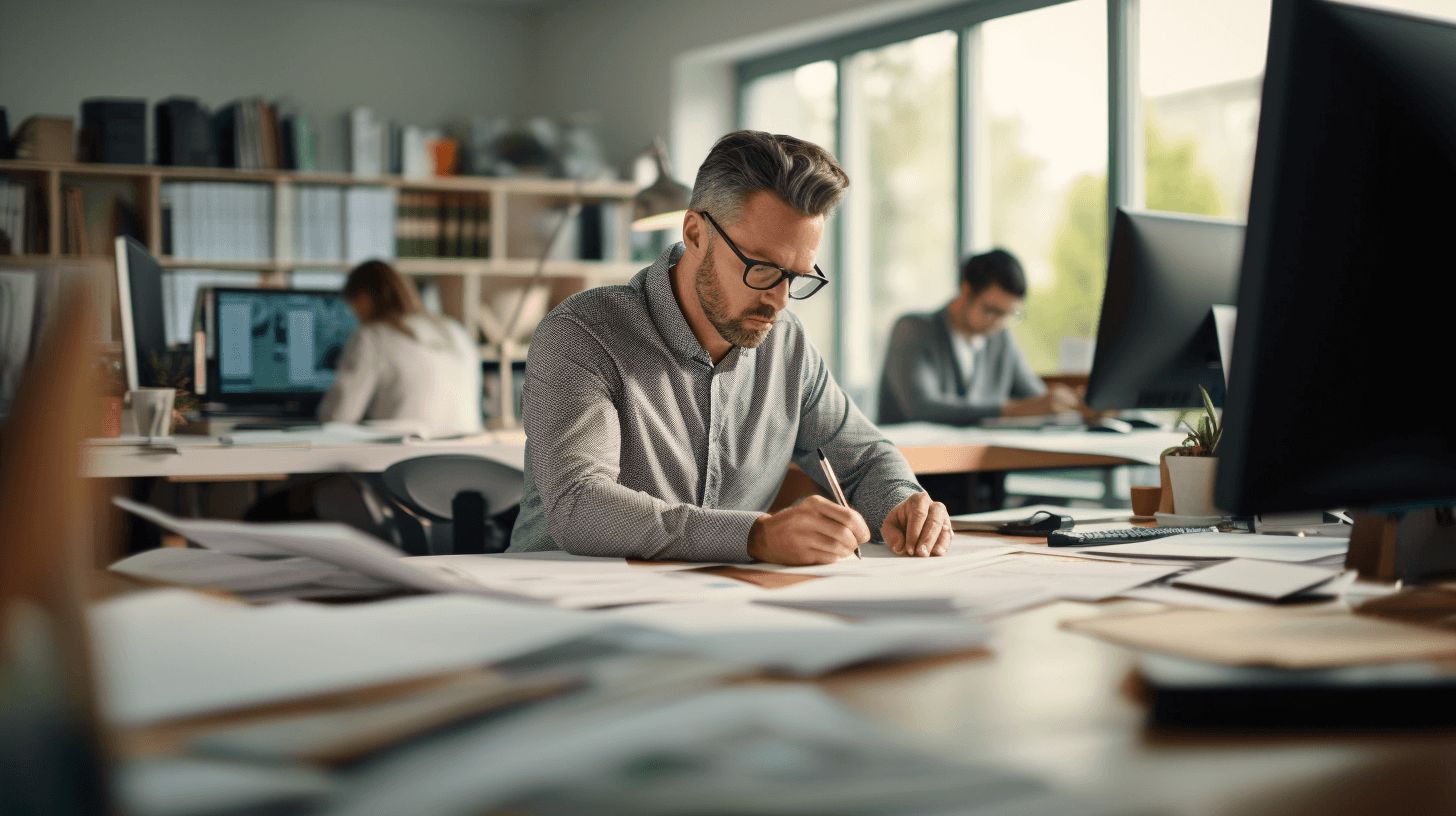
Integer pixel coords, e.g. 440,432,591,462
1346,507,1456,582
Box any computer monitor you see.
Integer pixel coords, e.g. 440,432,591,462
1216,0,1456,515
114,236,168,390
1084,208,1245,411
203,287,356,410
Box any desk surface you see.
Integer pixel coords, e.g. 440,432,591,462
86,425,1179,481
82,432,527,479
882,423,1183,472
817,598,1456,816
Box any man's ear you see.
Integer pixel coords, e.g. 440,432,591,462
682,210,707,254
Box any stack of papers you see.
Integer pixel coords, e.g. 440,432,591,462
1077,532,1349,563
755,556,1180,619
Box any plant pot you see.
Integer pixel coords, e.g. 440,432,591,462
1163,455,1222,517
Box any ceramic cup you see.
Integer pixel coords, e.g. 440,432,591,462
1129,485,1162,518
128,388,176,437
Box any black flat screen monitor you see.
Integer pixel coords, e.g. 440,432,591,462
1216,0,1456,514
1084,208,1244,411
206,288,355,407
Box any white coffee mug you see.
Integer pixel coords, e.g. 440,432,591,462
128,388,176,437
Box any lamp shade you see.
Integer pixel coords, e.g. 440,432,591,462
630,140,690,231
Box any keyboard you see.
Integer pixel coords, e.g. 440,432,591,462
1047,526,1217,547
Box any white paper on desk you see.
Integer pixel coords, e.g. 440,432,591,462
113,497,536,602
116,757,333,816
108,548,393,596
91,589,607,726
600,600,846,634
950,504,1133,530
1117,584,1277,611
1081,532,1348,563
408,557,765,609
756,540,1017,576
322,684,1072,816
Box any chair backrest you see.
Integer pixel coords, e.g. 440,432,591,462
0,287,112,815
381,454,524,522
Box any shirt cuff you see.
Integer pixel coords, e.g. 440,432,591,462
682,508,762,563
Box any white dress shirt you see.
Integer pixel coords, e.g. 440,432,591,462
318,313,483,433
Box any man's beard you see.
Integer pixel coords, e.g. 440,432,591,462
695,248,776,349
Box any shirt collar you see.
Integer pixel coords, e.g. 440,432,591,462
938,306,991,351
642,242,715,367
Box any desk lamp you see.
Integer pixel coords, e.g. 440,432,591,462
630,138,690,232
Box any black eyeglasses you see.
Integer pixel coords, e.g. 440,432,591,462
699,211,829,300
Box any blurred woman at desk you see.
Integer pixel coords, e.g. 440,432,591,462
318,260,483,433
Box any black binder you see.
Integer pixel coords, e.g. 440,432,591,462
155,97,216,167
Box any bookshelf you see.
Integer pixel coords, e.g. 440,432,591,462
0,158,643,426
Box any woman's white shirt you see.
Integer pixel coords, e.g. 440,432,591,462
318,313,483,433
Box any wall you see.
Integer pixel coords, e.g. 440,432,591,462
0,0,533,172
524,0,965,178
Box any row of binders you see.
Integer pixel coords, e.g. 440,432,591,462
161,181,273,260
396,191,490,258
293,186,397,263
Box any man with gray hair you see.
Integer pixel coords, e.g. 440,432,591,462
509,130,951,565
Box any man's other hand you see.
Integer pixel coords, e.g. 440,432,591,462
747,495,871,565
883,491,952,557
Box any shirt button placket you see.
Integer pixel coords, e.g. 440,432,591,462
705,368,723,507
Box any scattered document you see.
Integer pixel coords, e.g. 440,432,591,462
109,547,394,598
1079,531,1348,563
114,498,538,602
1064,606,1456,669
756,554,1179,619
90,589,607,725
321,685,1080,816
116,758,333,816
1170,559,1342,602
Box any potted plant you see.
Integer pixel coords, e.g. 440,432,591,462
148,352,201,430
1159,385,1223,518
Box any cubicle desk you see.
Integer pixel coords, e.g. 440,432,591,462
884,424,1181,476
816,598,1456,816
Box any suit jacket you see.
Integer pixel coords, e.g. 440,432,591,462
876,308,1045,426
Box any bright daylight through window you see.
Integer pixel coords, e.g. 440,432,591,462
738,0,1279,413
742,61,839,371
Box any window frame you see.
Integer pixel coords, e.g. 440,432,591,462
736,0,1146,386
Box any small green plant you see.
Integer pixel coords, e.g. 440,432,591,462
1162,385,1221,458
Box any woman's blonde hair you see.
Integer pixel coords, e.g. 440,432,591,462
343,260,424,339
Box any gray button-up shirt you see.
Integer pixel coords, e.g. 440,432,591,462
508,243,923,562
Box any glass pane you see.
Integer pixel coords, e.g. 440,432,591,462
980,0,1108,374
1140,0,1272,221
842,31,958,404
742,62,840,377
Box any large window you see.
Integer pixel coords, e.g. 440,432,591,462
739,0,1274,410
1140,0,1271,220
980,0,1107,374
742,62,839,371
841,31,958,395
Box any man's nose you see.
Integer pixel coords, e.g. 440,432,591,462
765,280,791,311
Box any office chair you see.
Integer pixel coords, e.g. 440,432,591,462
379,454,525,556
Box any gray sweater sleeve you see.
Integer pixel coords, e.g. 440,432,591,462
881,315,1004,427
1006,334,1048,400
